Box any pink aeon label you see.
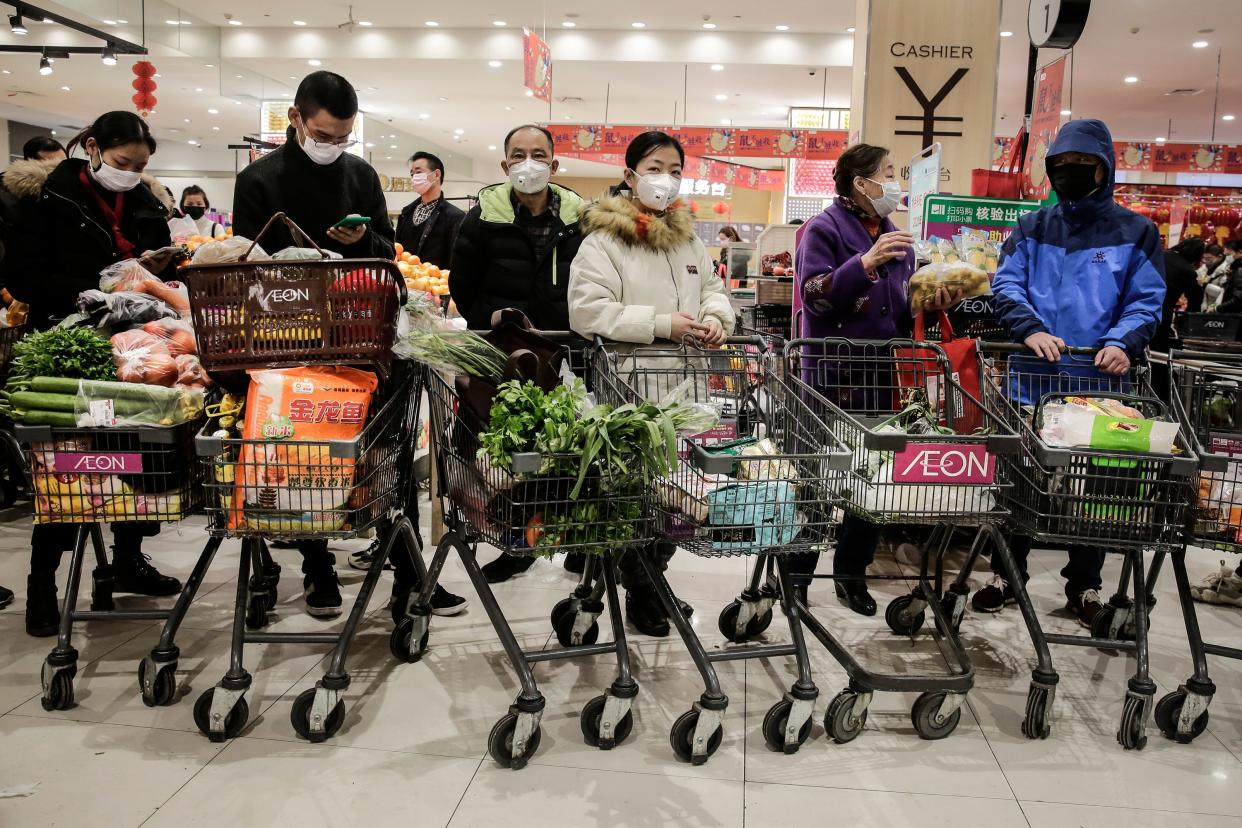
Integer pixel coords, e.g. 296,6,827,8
891,443,994,485
54,452,144,474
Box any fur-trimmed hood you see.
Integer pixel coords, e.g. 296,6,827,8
2,157,173,210
581,194,696,253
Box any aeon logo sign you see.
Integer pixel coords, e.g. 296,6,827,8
891,443,994,485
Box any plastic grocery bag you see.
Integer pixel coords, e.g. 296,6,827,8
75,379,205,427
272,246,341,261
167,215,199,243
1038,396,1180,454
98,259,191,317
191,236,268,265
110,329,179,386
707,480,802,553
77,290,180,329
909,262,991,312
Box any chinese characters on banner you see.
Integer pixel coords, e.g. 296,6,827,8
1114,142,1242,174
1022,56,1067,200
523,28,552,102
557,151,786,191
922,194,1041,243
546,123,848,160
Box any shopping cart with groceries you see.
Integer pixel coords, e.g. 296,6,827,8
591,336,853,762
978,344,1196,750
783,336,1020,743
1157,349,1242,744
184,213,424,743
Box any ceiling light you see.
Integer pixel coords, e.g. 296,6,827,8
488,144,497,150
775,24,789,31
101,46,117,65
9,14,26,35
234,74,243,79
166,20,180,25
187,140,198,145
358,21,372,27
418,112,430,119
205,63,214,68
308,59,322,66
389,144,397,149
720,118,731,125
1224,114,1237,121
845,27,855,33
562,115,570,120
38,56,52,76
183,118,190,123
365,142,374,147
438,95,448,101
453,128,465,134
488,60,502,68
292,20,306,26
228,19,243,26
60,85,70,91
1000,30,1013,37
525,89,534,97
194,87,203,92
710,64,724,71
385,156,391,160
1155,136,1166,142
424,20,439,27
1060,109,1071,115
1193,40,1209,48
702,22,716,29
212,126,220,131
116,18,127,24
714,93,728,101
207,108,219,114
503,105,512,111
102,18,116,25
2,70,10,74
631,21,645,28
493,20,506,26
1124,76,1139,83
561,20,575,27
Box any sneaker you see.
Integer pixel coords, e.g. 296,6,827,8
894,542,921,567
347,540,394,572
480,553,536,584
430,584,469,616
625,592,670,637
113,550,182,597
1067,588,1104,628
971,574,1016,613
25,575,59,637
0,583,12,609
1190,561,1242,607
303,571,343,618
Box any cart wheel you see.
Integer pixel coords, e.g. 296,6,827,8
823,690,867,744
911,692,962,740
1154,689,1209,744
580,694,634,748
1090,604,1117,640
40,670,74,711
670,708,723,764
1021,683,1053,740
488,712,542,769
551,602,599,648
884,594,926,637
193,688,249,742
761,698,812,753
388,616,429,663
717,600,773,644
1117,692,1151,751
138,659,178,707
290,687,345,743
244,595,269,630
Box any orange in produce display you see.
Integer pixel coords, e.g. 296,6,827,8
395,248,450,296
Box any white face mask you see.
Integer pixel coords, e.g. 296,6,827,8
861,177,903,218
634,172,680,212
508,159,551,194
89,152,142,192
301,134,346,165
410,171,435,195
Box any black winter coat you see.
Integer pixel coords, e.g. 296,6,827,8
14,159,173,329
395,195,465,268
449,182,584,331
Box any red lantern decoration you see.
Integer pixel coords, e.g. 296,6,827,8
132,61,157,117
132,60,156,78
131,77,156,93
688,200,700,215
712,200,729,215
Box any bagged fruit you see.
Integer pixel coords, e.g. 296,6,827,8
192,236,268,265
908,262,991,312
110,329,179,386
230,366,379,532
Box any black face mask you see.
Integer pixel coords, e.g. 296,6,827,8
1049,163,1101,202
183,205,206,220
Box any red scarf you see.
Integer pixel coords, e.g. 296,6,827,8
78,166,136,259
835,195,883,239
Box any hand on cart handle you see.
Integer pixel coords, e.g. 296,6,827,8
1024,331,1066,362
670,312,711,345
699,317,727,347
1095,345,1131,376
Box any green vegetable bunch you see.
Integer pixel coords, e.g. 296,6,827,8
9,326,115,386
533,495,643,556
478,379,584,472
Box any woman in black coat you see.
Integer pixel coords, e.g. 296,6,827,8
1153,238,1206,352
12,112,182,637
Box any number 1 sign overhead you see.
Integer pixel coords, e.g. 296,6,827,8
1028,0,1091,49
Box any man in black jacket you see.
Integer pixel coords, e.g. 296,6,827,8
395,151,464,268
449,124,586,583
233,71,394,258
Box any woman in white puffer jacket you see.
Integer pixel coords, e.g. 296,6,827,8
568,130,736,638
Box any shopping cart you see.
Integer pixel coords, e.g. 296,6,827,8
782,337,1020,742
19,418,206,711
183,212,420,743
1156,349,1242,743
422,335,654,769
978,344,1197,749
591,337,852,762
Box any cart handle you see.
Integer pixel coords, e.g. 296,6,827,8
242,212,331,262
1169,348,1242,369
590,333,771,352
978,341,1102,358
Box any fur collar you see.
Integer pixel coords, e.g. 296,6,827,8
4,157,174,211
581,194,695,252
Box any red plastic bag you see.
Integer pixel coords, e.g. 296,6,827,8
896,312,983,434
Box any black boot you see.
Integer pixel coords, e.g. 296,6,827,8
113,548,182,596
673,596,694,618
0,583,13,609
835,580,877,616
25,574,60,637
480,553,536,584
625,591,670,637
563,552,587,574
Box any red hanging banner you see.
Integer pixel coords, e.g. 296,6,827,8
558,152,786,191
1022,56,1067,200
546,124,848,160
523,28,552,103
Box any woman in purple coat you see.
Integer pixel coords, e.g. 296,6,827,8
789,143,956,615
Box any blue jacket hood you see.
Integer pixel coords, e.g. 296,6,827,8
1047,119,1116,209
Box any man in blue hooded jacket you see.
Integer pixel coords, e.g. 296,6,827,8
971,118,1166,627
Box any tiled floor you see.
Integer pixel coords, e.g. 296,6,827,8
3,503,1242,827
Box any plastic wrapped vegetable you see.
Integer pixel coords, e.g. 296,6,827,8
98,259,190,317
191,236,268,265
74,377,205,426
77,290,180,329
272,246,342,261
174,354,212,388
1037,395,1180,454
140,317,197,357
110,329,178,386
908,262,991,311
